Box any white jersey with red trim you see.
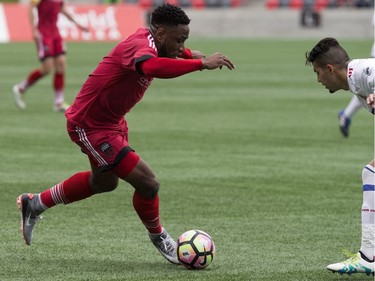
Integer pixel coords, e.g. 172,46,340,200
347,59,375,112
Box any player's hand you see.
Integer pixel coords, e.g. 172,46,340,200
366,93,375,107
78,24,89,33
366,93,375,114
191,50,206,59
32,29,41,42
202,53,235,70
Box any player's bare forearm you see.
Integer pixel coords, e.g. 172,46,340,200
28,3,40,41
61,5,89,32
202,53,235,70
191,50,206,59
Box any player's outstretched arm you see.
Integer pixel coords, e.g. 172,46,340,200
139,54,235,79
202,53,235,70
61,3,89,32
28,0,40,42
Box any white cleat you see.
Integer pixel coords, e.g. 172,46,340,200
53,102,70,112
13,84,26,110
327,252,374,276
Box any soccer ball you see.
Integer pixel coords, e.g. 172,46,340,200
177,229,215,269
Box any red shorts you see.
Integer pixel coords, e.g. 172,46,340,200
36,32,66,61
67,120,139,175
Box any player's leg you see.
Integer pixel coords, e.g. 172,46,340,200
16,170,91,245
70,123,178,264
12,36,53,109
16,163,120,246
327,160,374,275
112,153,180,264
360,160,375,261
52,36,69,112
338,95,362,137
16,122,123,245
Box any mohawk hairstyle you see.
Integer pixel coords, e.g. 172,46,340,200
305,37,349,68
150,3,191,26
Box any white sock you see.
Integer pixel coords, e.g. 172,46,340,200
343,96,363,119
360,164,375,261
54,90,64,106
19,80,28,92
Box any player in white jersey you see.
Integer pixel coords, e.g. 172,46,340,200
347,59,375,111
338,16,375,137
306,37,374,276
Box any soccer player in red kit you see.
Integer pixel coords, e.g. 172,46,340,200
12,0,88,112
16,3,235,264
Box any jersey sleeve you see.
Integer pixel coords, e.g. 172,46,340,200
356,62,375,113
365,66,375,94
121,35,158,73
179,48,193,59
139,57,203,78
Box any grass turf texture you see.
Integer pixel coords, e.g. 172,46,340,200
0,39,373,281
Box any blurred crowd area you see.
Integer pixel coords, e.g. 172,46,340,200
95,0,375,8
266,0,374,9
1,0,373,8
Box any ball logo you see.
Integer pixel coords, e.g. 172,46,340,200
182,251,190,257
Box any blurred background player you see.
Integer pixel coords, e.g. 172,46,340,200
306,37,374,276
337,15,375,137
12,0,88,112
16,4,235,264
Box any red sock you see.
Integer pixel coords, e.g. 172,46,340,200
133,191,162,234
54,72,64,92
25,69,44,89
40,171,92,208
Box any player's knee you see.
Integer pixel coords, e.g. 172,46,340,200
41,63,53,74
149,177,160,198
90,177,119,194
104,180,119,192
138,176,159,199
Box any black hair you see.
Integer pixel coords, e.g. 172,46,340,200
150,3,190,26
305,37,350,68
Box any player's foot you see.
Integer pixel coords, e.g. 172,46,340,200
338,110,351,137
149,228,180,265
16,193,43,245
327,251,374,276
53,102,70,112
13,84,26,110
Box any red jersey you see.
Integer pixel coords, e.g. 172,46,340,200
36,0,63,36
65,28,157,130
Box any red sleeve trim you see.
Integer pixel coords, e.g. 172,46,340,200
139,57,203,78
179,48,193,59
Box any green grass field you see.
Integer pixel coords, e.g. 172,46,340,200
0,39,373,281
